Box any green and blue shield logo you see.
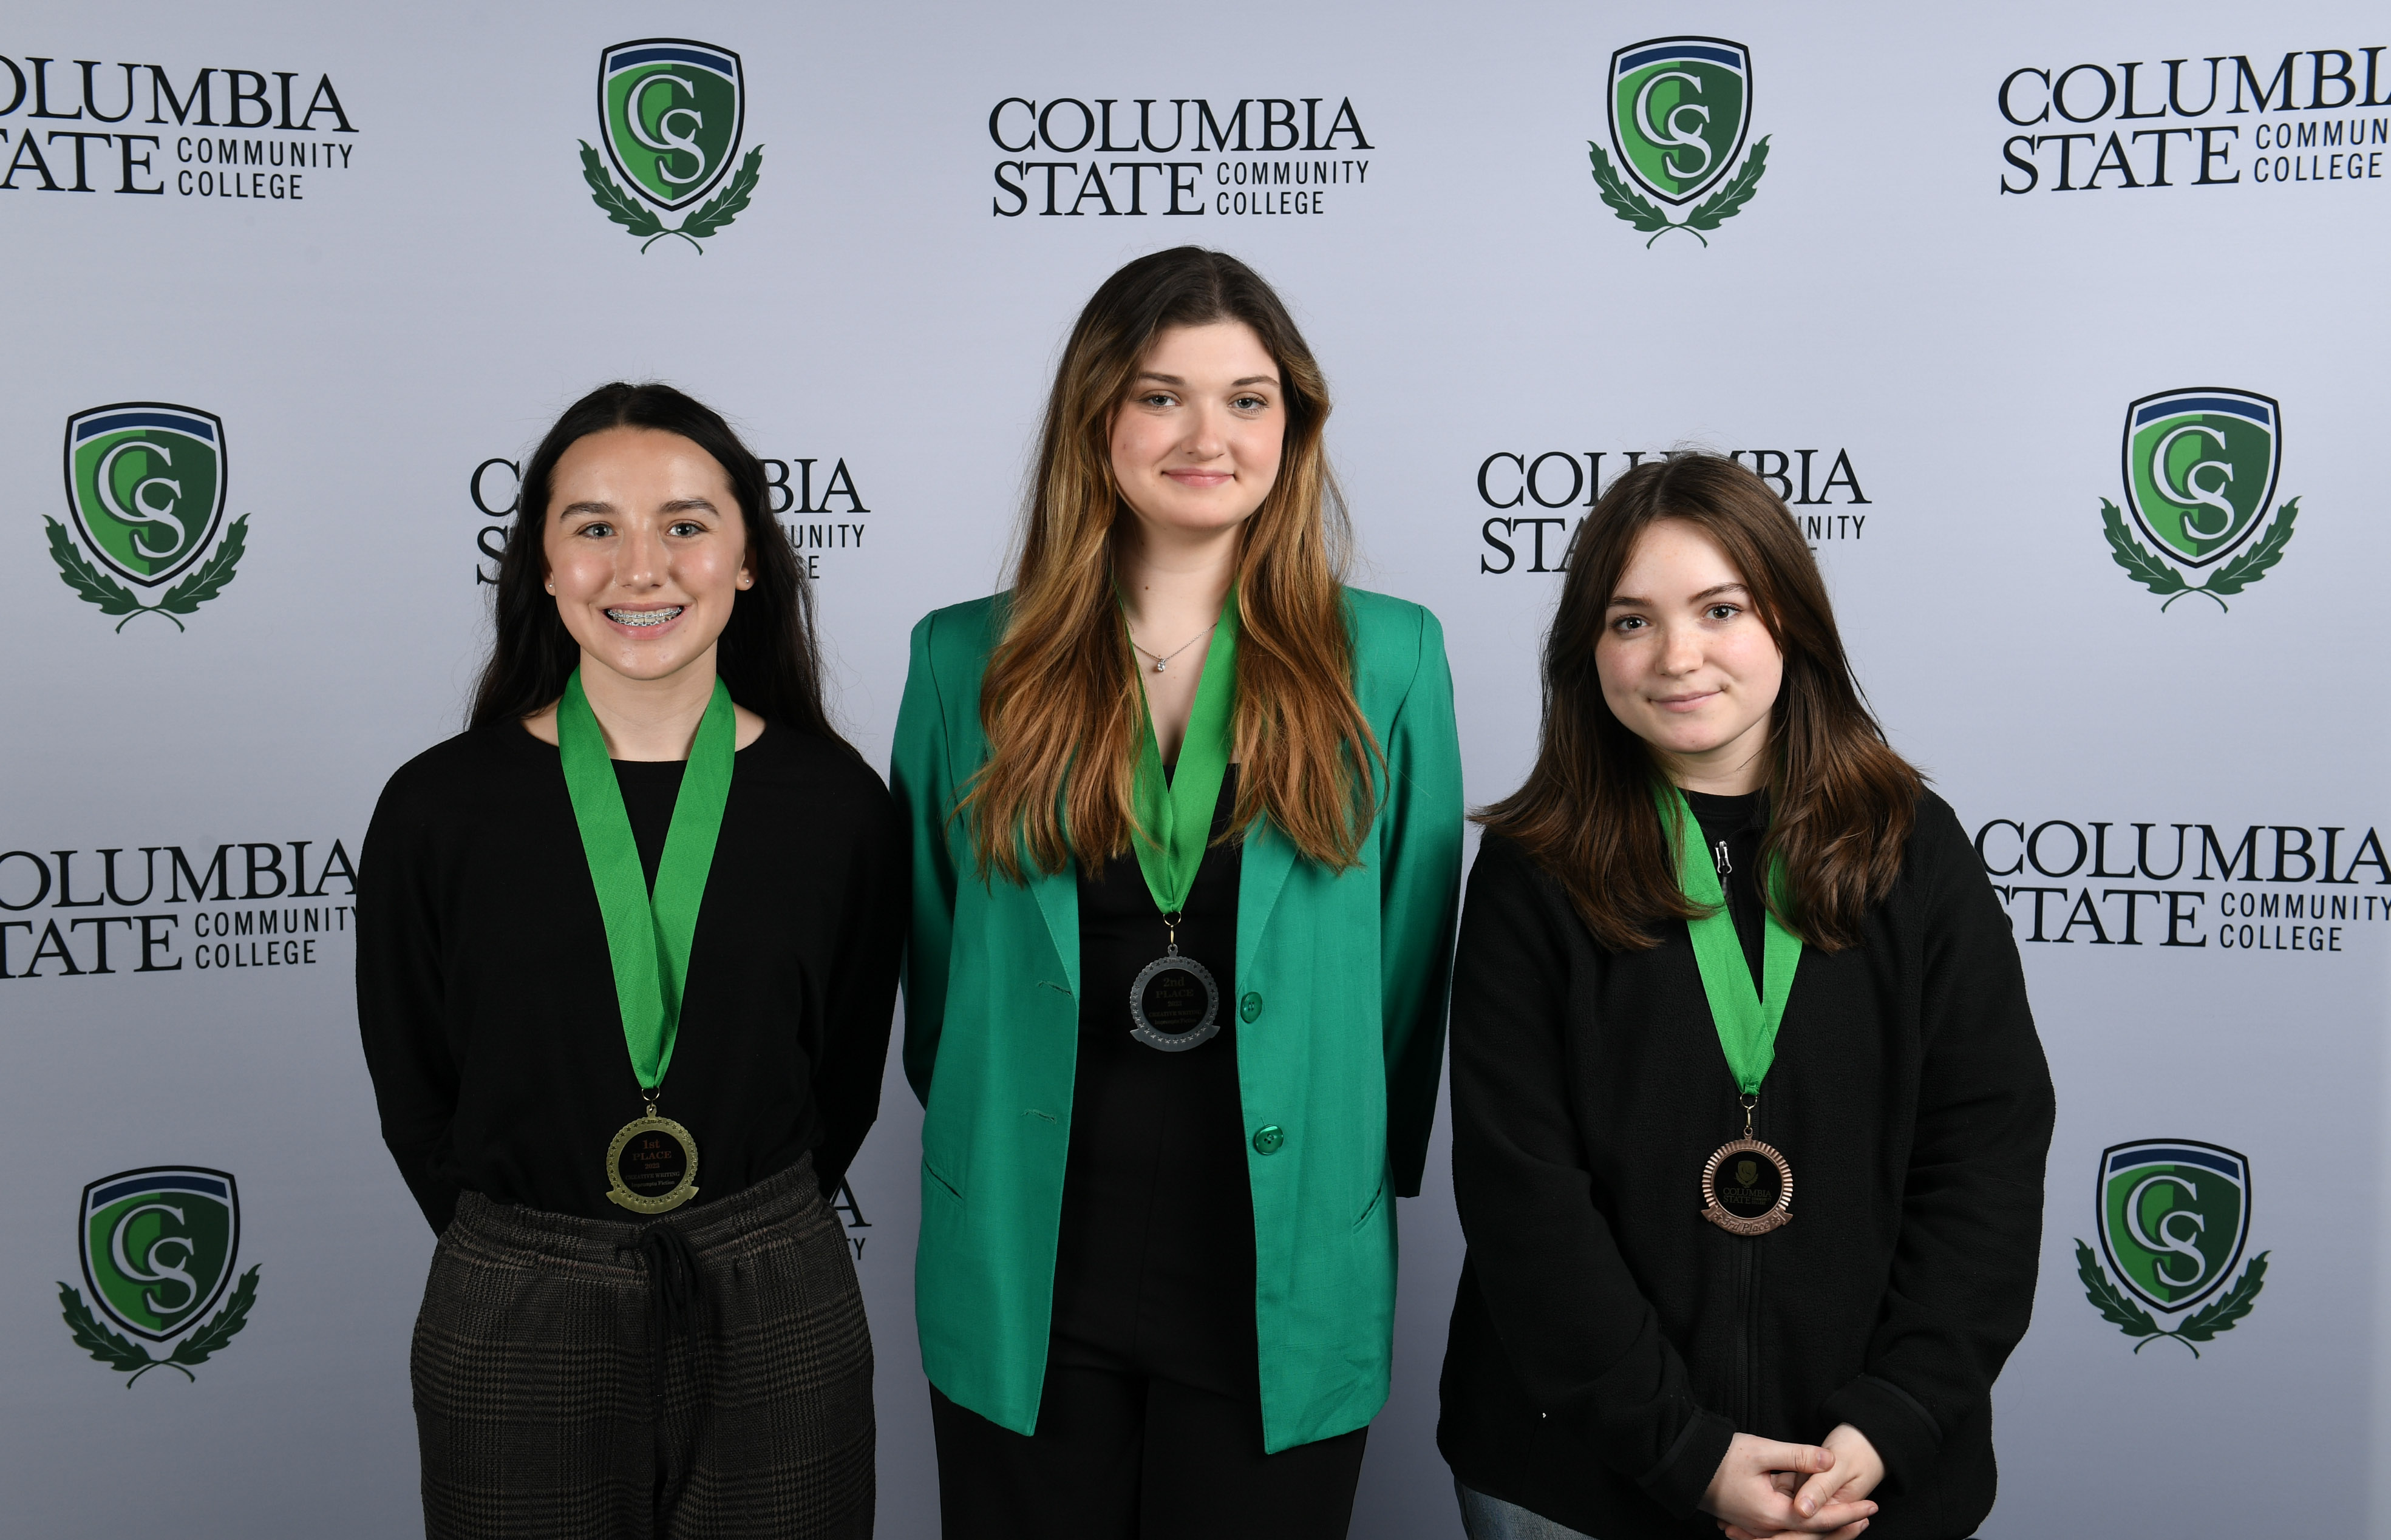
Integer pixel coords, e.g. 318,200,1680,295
1589,38,1770,247
2121,389,2280,569
60,1166,262,1383
1608,37,1751,206
598,39,744,211
2100,387,2301,611
80,1167,239,1340
63,404,224,588
2098,1140,2248,1313
2074,1139,2268,1357
579,39,764,253
48,403,250,630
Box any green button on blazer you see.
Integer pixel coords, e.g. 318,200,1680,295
889,588,1464,1453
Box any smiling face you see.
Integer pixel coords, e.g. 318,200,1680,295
1108,321,1286,543
1594,517,1785,791
541,426,752,690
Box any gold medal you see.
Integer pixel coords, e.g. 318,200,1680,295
559,673,731,1219
1700,1135,1792,1235
605,1103,700,1214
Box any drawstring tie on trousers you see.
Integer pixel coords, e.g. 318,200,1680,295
632,1219,702,1523
635,1219,701,1342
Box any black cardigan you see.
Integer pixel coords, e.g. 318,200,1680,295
1438,792,2053,1540
356,719,905,1232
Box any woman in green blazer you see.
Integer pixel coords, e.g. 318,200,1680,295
890,247,1463,1539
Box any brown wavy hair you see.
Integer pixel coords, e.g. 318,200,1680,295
964,246,1376,883
1480,453,1920,952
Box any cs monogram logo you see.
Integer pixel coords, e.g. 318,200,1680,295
59,1167,262,1384
2102,388,2301,611
47,404,248,631
2075,1140,2268,1358
1589,36,1770,246
579,38,764,253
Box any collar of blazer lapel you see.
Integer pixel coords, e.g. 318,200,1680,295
1236,818,1299,983
1018,811,1297,1000
1027,861,1080,997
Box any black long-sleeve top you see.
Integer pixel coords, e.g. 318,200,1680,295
1050,770,1254,1389
1438,791,2054,1540
356,717,905,1233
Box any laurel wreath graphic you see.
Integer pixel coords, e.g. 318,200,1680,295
2074,1240,2266,1359
59,1266,261,1385
1589,136,1770,247
45,514,248,632
2102,497,2298,612
579,143,765,253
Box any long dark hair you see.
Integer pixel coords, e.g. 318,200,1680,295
964,246,1378,883
469,381,846,750
1480,453,1920,952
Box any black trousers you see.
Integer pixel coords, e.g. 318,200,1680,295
930,1360,1367,1540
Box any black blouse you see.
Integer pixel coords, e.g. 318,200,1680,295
355,718,906,1232
1050,769,1255,1391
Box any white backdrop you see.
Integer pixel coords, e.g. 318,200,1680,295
4,2,2386,1535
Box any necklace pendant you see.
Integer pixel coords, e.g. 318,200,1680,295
1153,660,1166,673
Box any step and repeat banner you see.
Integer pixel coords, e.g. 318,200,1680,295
3,2,2384,1535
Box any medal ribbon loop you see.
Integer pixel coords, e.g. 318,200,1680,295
559,669,736,1094
1127,590,1239,916
1658,784,1801,1095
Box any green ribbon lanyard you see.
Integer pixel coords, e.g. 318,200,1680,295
1658,784,1802,1102
1127,591,1240,923
557,668,736,1098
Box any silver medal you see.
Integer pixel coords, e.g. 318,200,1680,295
1129,951,1220,1051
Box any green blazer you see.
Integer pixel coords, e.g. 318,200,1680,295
890,587,1464,1452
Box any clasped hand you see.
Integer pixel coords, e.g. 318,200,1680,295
1701,1424,1884,1539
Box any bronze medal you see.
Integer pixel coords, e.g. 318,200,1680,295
1700,1136,1792,1235
1659,785,1803,1240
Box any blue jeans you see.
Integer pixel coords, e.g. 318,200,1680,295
1456,1480,1598,1540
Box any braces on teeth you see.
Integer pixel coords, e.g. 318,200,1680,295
607,607,682,628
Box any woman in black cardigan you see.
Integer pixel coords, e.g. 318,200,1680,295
1438,453,2053,1540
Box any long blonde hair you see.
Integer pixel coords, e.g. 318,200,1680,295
964,246,1378,883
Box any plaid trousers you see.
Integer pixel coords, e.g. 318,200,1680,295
412,1153,874,1539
